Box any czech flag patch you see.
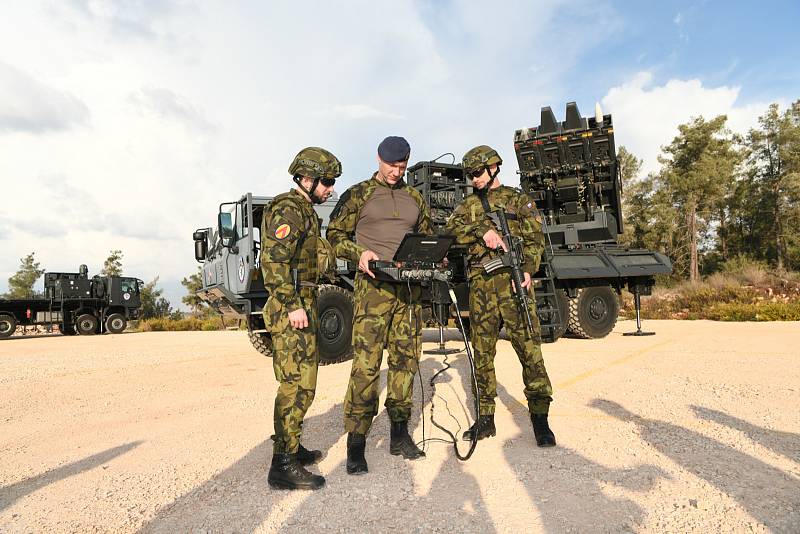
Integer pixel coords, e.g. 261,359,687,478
274,224,291,239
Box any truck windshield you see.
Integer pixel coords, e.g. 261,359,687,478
120,279,139,294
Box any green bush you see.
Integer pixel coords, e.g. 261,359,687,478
135,316,227,332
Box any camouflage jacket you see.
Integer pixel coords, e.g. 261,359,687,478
445,185,545,275
327,174,433,263
260,189,322,312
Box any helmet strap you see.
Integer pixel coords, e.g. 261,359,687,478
475,164,501,196
293,175,323,204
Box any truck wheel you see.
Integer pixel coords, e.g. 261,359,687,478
76,314,99,335
105,313,127,334
247,314,273,358
316,285,354,365
567,286,620,339
0,313,17,339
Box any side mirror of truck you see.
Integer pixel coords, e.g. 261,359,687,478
218,212,236,248
193,230,208,262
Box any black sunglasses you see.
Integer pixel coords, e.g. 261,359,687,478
320,177,336,187
469,168,485,179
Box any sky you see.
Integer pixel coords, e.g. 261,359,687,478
1,0,798,308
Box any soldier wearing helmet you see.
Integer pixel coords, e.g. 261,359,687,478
327,136,433,475
445,144,557,448
261,146,340,490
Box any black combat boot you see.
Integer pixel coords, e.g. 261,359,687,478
530,413,556,447
296,444,323,466
346,432,368,475
389,420,426,459
268,453,325,490
462,414,496,441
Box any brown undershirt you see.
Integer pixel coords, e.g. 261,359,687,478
356,179,420,261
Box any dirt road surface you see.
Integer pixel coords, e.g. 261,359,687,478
1,320,798,533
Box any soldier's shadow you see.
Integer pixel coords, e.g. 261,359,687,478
498,387,665,532
0,442,143,513
139,368,401,533
691,405,800,463
593,398,800,532
137,393,353,533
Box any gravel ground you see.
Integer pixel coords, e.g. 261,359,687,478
1,320,798,533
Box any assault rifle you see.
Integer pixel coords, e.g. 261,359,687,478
482,209,536,335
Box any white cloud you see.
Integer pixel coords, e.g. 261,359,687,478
0,62,90,133
602,71,769,176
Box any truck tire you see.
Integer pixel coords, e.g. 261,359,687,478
316,284,354,365
76,314,99,336
0,313,17,339
247,314,273,358
566,286,620,339
105,313,127,334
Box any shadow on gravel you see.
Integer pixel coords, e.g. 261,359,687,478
137,397,347,534
0,441,142,513
691,405,800,463
498,389,662,532
593,399,800,532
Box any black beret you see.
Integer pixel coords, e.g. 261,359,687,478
377,136,411,163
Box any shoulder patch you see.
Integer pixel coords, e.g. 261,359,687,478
274,223,291,239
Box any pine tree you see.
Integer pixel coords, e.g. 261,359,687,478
139,277,172,319
101,250,123,277
6,252,45,298
181,267,207,313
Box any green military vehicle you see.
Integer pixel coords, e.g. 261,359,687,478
0,265,142,338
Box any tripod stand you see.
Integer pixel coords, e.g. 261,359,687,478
424,279,461,355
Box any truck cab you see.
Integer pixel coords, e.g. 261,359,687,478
193,194,354,365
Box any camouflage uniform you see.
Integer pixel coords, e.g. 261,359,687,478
328,175,433,435
445,185,553,415
261,189,325,454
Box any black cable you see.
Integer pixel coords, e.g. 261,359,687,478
430,153,456,165
416,282,481,461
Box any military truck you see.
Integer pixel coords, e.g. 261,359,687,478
410,102,672,342
0,265,143,338
193,198,355,365
193,102,672,363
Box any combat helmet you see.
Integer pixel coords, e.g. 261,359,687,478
289,147,341,203
462,145,502,189
289,147,342,180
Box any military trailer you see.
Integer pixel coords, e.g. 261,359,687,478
0,265,142,338
193,102,672,364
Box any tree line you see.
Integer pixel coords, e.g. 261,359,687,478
618,100,800,281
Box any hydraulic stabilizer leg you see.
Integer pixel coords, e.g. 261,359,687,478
624,287,655,336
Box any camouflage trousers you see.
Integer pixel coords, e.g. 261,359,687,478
343,274,422,435
264,287,318,454
469,270,553,416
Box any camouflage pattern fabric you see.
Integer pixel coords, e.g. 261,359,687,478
445,185,544,275
469,271,552,414
343,274,422,434
445,185,552,415
328,174,433,434
260,189,326,454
